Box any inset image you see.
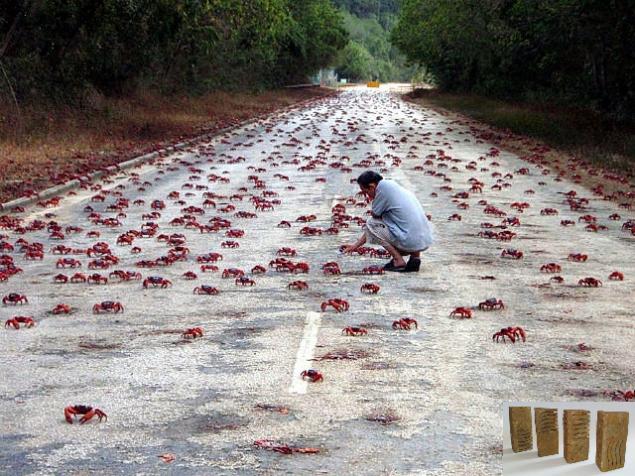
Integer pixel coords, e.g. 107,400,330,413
503,402,633,474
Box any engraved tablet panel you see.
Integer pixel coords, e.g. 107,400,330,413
509,406,533,453
535,407,558,457
564,409,589,463
596,411,629,472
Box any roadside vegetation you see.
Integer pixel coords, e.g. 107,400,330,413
406,89,635,177
332,0,416,82
0,0,347,101
394,0,634,174
0,88,335,203
0,0,347,202
393,0,635,121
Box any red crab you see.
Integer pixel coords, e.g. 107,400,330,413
550,276,564,283
251,265,266,274
92,301,124,314
5,316,35,329
56,258,81,268
578,277,602,287
342,326,368,336
51,304,72,314
492,326,526,343
143,276,172,288
277,220,291,228
183,327,204,339
277,247,297,257
540,208,559,215
300,369,323,382
501,249,523,259
540,263,561,273
87,273,108,285
70,273,87,283
609,390,635,402
362,265,384,275
151,200,165,210
225,229,244,238
64,405,107,424
392,318,418,330
450,307,472,319
221,240,239,249
197,252,223,263
322,262,341,275
222,268,244,279
478,298,505,311
3,293,28,305
109,270,141,281
568,253,588,262
182,271,198,280
609,271,624,281
235,276,256,286
300,226,322,235
200,265,218,273
193,285,220,295
320,298,349,312
360,283,380,294
292,262,310,273
287,280,308,290
54,274,68,284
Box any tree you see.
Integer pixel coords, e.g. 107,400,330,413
392,0,635,118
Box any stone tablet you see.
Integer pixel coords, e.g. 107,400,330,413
509,406,533,452
596,411,629,472
535,407,559,456
564,409,590,463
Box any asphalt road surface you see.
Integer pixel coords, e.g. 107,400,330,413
2,85,634,475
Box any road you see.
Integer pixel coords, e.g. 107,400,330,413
1,85,634,475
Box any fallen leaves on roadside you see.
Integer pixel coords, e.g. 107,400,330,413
254,439,320,455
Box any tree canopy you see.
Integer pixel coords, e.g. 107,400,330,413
0,0,348,101
333,1,416,82
392,0,635,119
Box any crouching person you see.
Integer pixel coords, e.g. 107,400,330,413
341,171,434,272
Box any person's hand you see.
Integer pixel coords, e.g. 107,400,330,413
340,244,357,254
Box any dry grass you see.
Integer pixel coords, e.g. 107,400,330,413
405,89,635,178
0,87,334,203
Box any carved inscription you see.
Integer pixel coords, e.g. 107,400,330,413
564,409,589,463
509,406,533,453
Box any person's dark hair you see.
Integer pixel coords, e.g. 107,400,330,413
357,170,383,187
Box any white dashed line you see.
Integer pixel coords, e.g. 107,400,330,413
289,311,322,394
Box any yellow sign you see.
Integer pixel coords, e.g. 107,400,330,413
367,81,380,88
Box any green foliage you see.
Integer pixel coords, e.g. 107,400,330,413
392,0,635,119
274,0,348,84
332,0,399,18
334,4,416,82
336,41,375,80
0,0,348,101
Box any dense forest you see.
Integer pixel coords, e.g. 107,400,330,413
393,0,635,119
0,0,348,102
333,0,415,82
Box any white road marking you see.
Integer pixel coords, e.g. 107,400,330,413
289,311,322,394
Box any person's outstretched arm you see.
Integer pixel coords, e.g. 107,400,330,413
341,233,366,254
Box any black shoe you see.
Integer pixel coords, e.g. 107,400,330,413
386,264,407,272
383,259,395,270
403,258,421,273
